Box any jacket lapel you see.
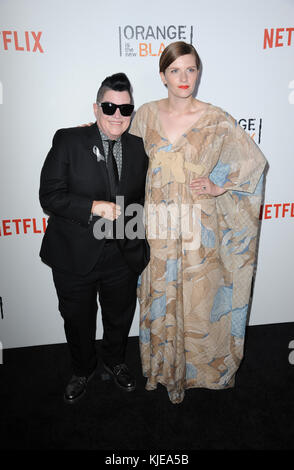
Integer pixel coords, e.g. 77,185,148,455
118,132,130,194
86,123,111,198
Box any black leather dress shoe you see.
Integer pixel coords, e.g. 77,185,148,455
64,369,95,404
103,363,136,392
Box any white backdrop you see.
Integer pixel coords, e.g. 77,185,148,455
0,0,293,349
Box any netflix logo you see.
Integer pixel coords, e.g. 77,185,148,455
263,27,294,49
259,203,294,220
0,31,44,53
0,217,47,237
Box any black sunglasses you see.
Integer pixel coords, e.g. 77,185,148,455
98,101,134,117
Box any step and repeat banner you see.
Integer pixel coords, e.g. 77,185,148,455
0,0,293,349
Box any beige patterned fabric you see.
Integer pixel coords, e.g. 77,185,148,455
130,101,266,404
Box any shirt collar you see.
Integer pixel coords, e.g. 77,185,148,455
98,127,121,143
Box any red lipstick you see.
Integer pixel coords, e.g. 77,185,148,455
178,85,189,89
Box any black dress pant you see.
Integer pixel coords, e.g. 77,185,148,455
52,240,138,376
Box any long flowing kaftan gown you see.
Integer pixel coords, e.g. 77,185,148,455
130,101,266,404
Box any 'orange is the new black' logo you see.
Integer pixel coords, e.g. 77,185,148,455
238,118,263,144
118,25,194,57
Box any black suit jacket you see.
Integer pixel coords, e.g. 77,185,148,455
39,123,150,275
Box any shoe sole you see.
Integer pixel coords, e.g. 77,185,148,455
63,369,96,405
103,365,136,392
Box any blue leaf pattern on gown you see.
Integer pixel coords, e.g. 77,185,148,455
140,328,151,344
210,285,233,322
186,363,197,379
210,161,231,187
150,294,166,321
232,305,248,338
201,223,216,248
165,259,178,283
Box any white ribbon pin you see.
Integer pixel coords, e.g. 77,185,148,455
93,145,105,162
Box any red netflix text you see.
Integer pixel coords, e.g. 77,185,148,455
0,218,47,237
0,31,44,53
263,27,294,49
259,203,294,220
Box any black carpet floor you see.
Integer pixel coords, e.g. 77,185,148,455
0,322,294,452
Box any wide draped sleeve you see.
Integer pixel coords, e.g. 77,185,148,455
209,114,266,194
209,114,267,310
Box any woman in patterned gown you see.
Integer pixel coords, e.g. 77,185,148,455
130,41,266,404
